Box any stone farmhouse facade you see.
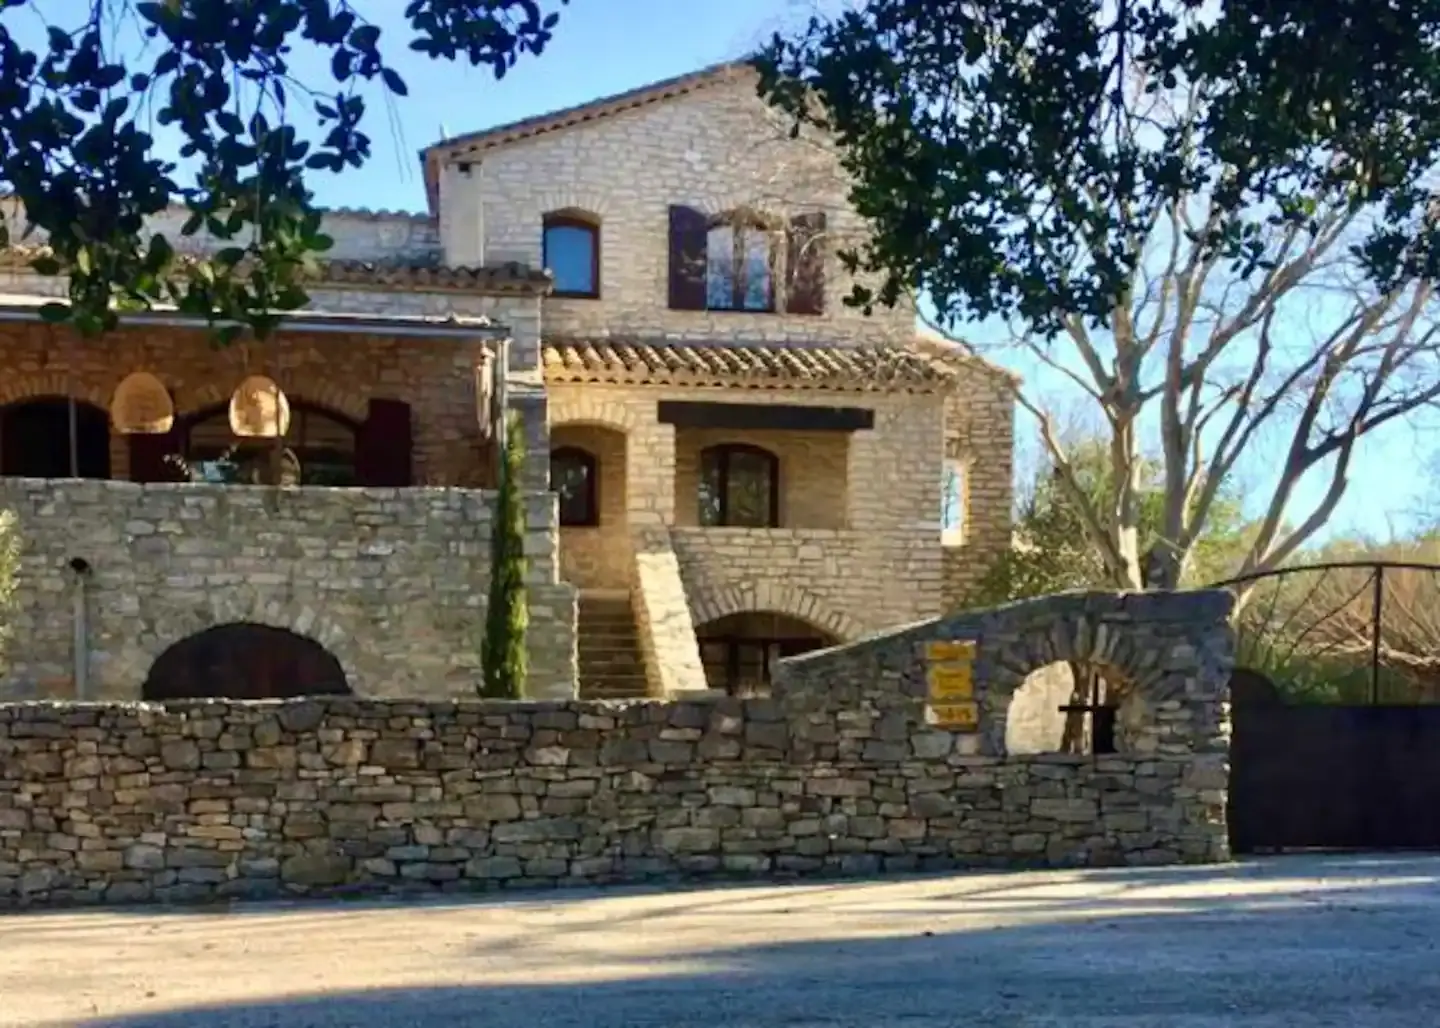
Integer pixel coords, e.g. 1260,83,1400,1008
0,63,1013,704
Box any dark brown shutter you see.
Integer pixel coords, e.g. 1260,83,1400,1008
128,425,186,483
668,204,709,311
357,398,413,487
785,211,826,315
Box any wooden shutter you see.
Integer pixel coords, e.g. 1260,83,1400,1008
668,205,709,310
128,425,186,483
786,212,826,315
357,398,413,487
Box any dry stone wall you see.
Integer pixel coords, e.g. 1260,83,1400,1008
0,590,1234,908
0,479,576,703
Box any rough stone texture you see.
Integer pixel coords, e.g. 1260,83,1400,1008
630,526,708,695
941,373,1017,610
440,68,919,348
548,383,956,643
0,479,576,702
0,590,1233,909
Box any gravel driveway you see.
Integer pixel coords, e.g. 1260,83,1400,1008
4,853,1440,1027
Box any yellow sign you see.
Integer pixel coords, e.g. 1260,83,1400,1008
924,637,979,732
925,640,976,662
927,664,974,700
929,702,979,731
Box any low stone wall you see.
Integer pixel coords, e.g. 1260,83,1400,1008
0,479,576,702
0,590,1235,908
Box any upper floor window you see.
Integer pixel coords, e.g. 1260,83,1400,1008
699,444,779,527
706,214,775,312
942,457,967,545
542,211,600,298
669,205,826,315
551,445,598,526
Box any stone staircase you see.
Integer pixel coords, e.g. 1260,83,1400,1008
577,594,650,700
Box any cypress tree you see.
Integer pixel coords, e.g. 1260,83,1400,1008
481,412,528,698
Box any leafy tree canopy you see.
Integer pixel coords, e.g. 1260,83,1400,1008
758,0,1440,333
758,0,1440,592
0,0,568,339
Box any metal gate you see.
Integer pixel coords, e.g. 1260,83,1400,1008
1228,670,1440,852
1217,561,1440,854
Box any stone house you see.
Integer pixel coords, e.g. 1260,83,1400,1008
0,62,1013,704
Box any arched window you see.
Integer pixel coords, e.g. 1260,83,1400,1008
706,210,775,312
699,444,779,527
551,446,598,526
542,211,601,298
185,401,358,485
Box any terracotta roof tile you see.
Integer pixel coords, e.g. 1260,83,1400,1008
541,337,955,392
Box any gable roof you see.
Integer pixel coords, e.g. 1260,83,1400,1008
420,62,752,213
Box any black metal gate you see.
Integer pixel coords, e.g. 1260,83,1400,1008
1219,561,1440,854
1228,670,1440,853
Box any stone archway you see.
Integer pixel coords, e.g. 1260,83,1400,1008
688,581,864,645
694,610,840,696
973,592,1234,757
143,623,351,701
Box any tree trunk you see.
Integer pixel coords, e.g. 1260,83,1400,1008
1059,660,1095,755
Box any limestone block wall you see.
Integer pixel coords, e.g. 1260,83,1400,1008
630,526,708,696
0,590,1234,909
0,480,576,702
0,201,439,265
548,383,955,639
942,364,1017,610
448,69,917,346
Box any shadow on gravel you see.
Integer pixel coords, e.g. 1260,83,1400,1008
57,858,1440,1028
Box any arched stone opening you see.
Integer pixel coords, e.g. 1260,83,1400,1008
982,614,1179,758
551,421,628,590
695,610,839,696
1004,658,1139,756
0,396,111,479
142,623,352,701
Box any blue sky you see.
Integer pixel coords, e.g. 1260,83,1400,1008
8,1,1431,545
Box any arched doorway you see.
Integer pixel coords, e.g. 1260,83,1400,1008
550,422,628,590
0,397,110,478
695,611,838,696
143,623,351,701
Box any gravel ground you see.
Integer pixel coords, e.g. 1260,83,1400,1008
4,853,1440,1027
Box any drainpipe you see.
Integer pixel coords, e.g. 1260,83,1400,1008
68,557,91,699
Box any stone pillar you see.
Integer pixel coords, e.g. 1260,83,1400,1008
626,410,675,527
506,378,550,493
437,163,483,268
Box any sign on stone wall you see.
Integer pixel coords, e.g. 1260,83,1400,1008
925,639,978,730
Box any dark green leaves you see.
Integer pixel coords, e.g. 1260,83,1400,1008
759,0,1440,334
0,0,568,340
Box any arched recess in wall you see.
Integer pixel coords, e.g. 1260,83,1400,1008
688,581,864,647
994,633,1152,758
142,623,352,701
0,395,111,479
694,610,840,696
